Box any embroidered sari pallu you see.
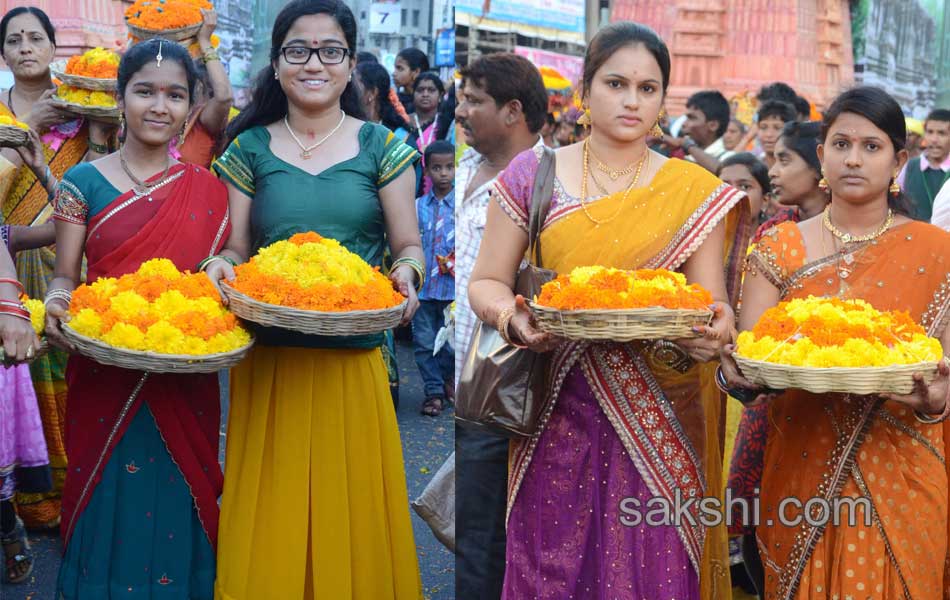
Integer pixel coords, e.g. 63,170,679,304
493,151,750,599
748,222,950,600
53,163,230,598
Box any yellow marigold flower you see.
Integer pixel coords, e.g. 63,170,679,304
144,321,185,354
138,258,183,280
23,298,45,334
101,322,147,351
69,308,104,338
109,290,150,320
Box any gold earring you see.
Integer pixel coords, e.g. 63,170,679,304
118,112,126,139
818,175,829,192
177,126,186,146
889,172,901,196
651,107,665,137
577,107,591,127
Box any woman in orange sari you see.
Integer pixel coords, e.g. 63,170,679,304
468,22,751,599
0,6,116,529
720,86,950,599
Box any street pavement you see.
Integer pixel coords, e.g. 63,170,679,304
7,339,455,599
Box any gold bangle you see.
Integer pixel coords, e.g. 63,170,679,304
201,48,220,64
495,305,527,348
915,403,950,424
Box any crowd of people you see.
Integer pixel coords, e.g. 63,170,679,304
0,0,456,596
455,19,950,600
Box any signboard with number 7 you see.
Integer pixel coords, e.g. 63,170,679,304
370,3,401,34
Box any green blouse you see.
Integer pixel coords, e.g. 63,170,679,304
213,121,418,349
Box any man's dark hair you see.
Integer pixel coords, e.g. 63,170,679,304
757,100,797,124
757,82,798,104
459,54,547,134
925,108,950,127
793,95,811,120
686,90,730,138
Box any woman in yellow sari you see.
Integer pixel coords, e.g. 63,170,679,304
0,6,115,529
720,86,950,598
468,22,751,599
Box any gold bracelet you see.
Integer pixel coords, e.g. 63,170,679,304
495,305,527,348
915,402,950,424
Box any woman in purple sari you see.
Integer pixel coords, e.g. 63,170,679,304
468,22,750,598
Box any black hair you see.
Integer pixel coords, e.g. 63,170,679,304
718,152,771,196
356,51,378,64
0,7,56,57
396,47,429,73
729,118,747,134
423,139,454,165
225,0,365,147
584,21,671,95
458,54,547,134
118,39,198,106
435,83,455,141
355,61,407,131
686,90,730,138
757,100,796,124
545,113,557,127
820,86,911,215
778,120,822,175
793,95,811,120
757,82,798,105
925,108,950,127
414,72,445,99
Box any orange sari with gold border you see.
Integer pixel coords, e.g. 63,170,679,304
747,221,950,599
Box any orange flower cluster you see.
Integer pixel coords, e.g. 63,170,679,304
537,266,713,311
65,48,119,79
231,232,405,312
125,0,212,30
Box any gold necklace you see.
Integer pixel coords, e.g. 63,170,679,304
588,142,637,181
120,145,171,196
580,138,648,226
283,110,346,159
821,206,893,244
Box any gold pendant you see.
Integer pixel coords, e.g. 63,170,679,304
301,149,311,160
608,171,620,181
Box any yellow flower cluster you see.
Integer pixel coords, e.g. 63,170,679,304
65,47,120,79
68,258,251,355
22,297,44,335
56,85,117,108
736,296,942,368
0,115,29,130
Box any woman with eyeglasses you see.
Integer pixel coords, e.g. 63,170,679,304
207,1,424,597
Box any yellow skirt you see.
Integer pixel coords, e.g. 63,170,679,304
215,346,422,599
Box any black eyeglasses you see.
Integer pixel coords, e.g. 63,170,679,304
280,46,349,65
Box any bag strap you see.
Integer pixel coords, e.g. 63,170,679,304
527,146,556,268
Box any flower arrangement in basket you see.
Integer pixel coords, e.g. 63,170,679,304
221,232,407,336
62,259,253,373
529,266,714,341
125,0,212,41
734,296,941,394
0,114,30,148
52,48,120,119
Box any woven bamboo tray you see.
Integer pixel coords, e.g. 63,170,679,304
0,124,29,147
50,60,117,91
126,21,202,42
51,98,120,122
529,302,713,341
62,324,253,373
221,282,407,336
733,354,939,395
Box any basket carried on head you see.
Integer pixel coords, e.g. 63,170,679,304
221,282,407,336
529,301,713,342
733,354,939,395
50,60,117,91
62,324,254,374
126,21,202,43
50,98,120,122
0,124,29,148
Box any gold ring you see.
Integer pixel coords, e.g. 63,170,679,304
25,345,34,359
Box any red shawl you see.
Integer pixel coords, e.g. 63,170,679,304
61,164,231,550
